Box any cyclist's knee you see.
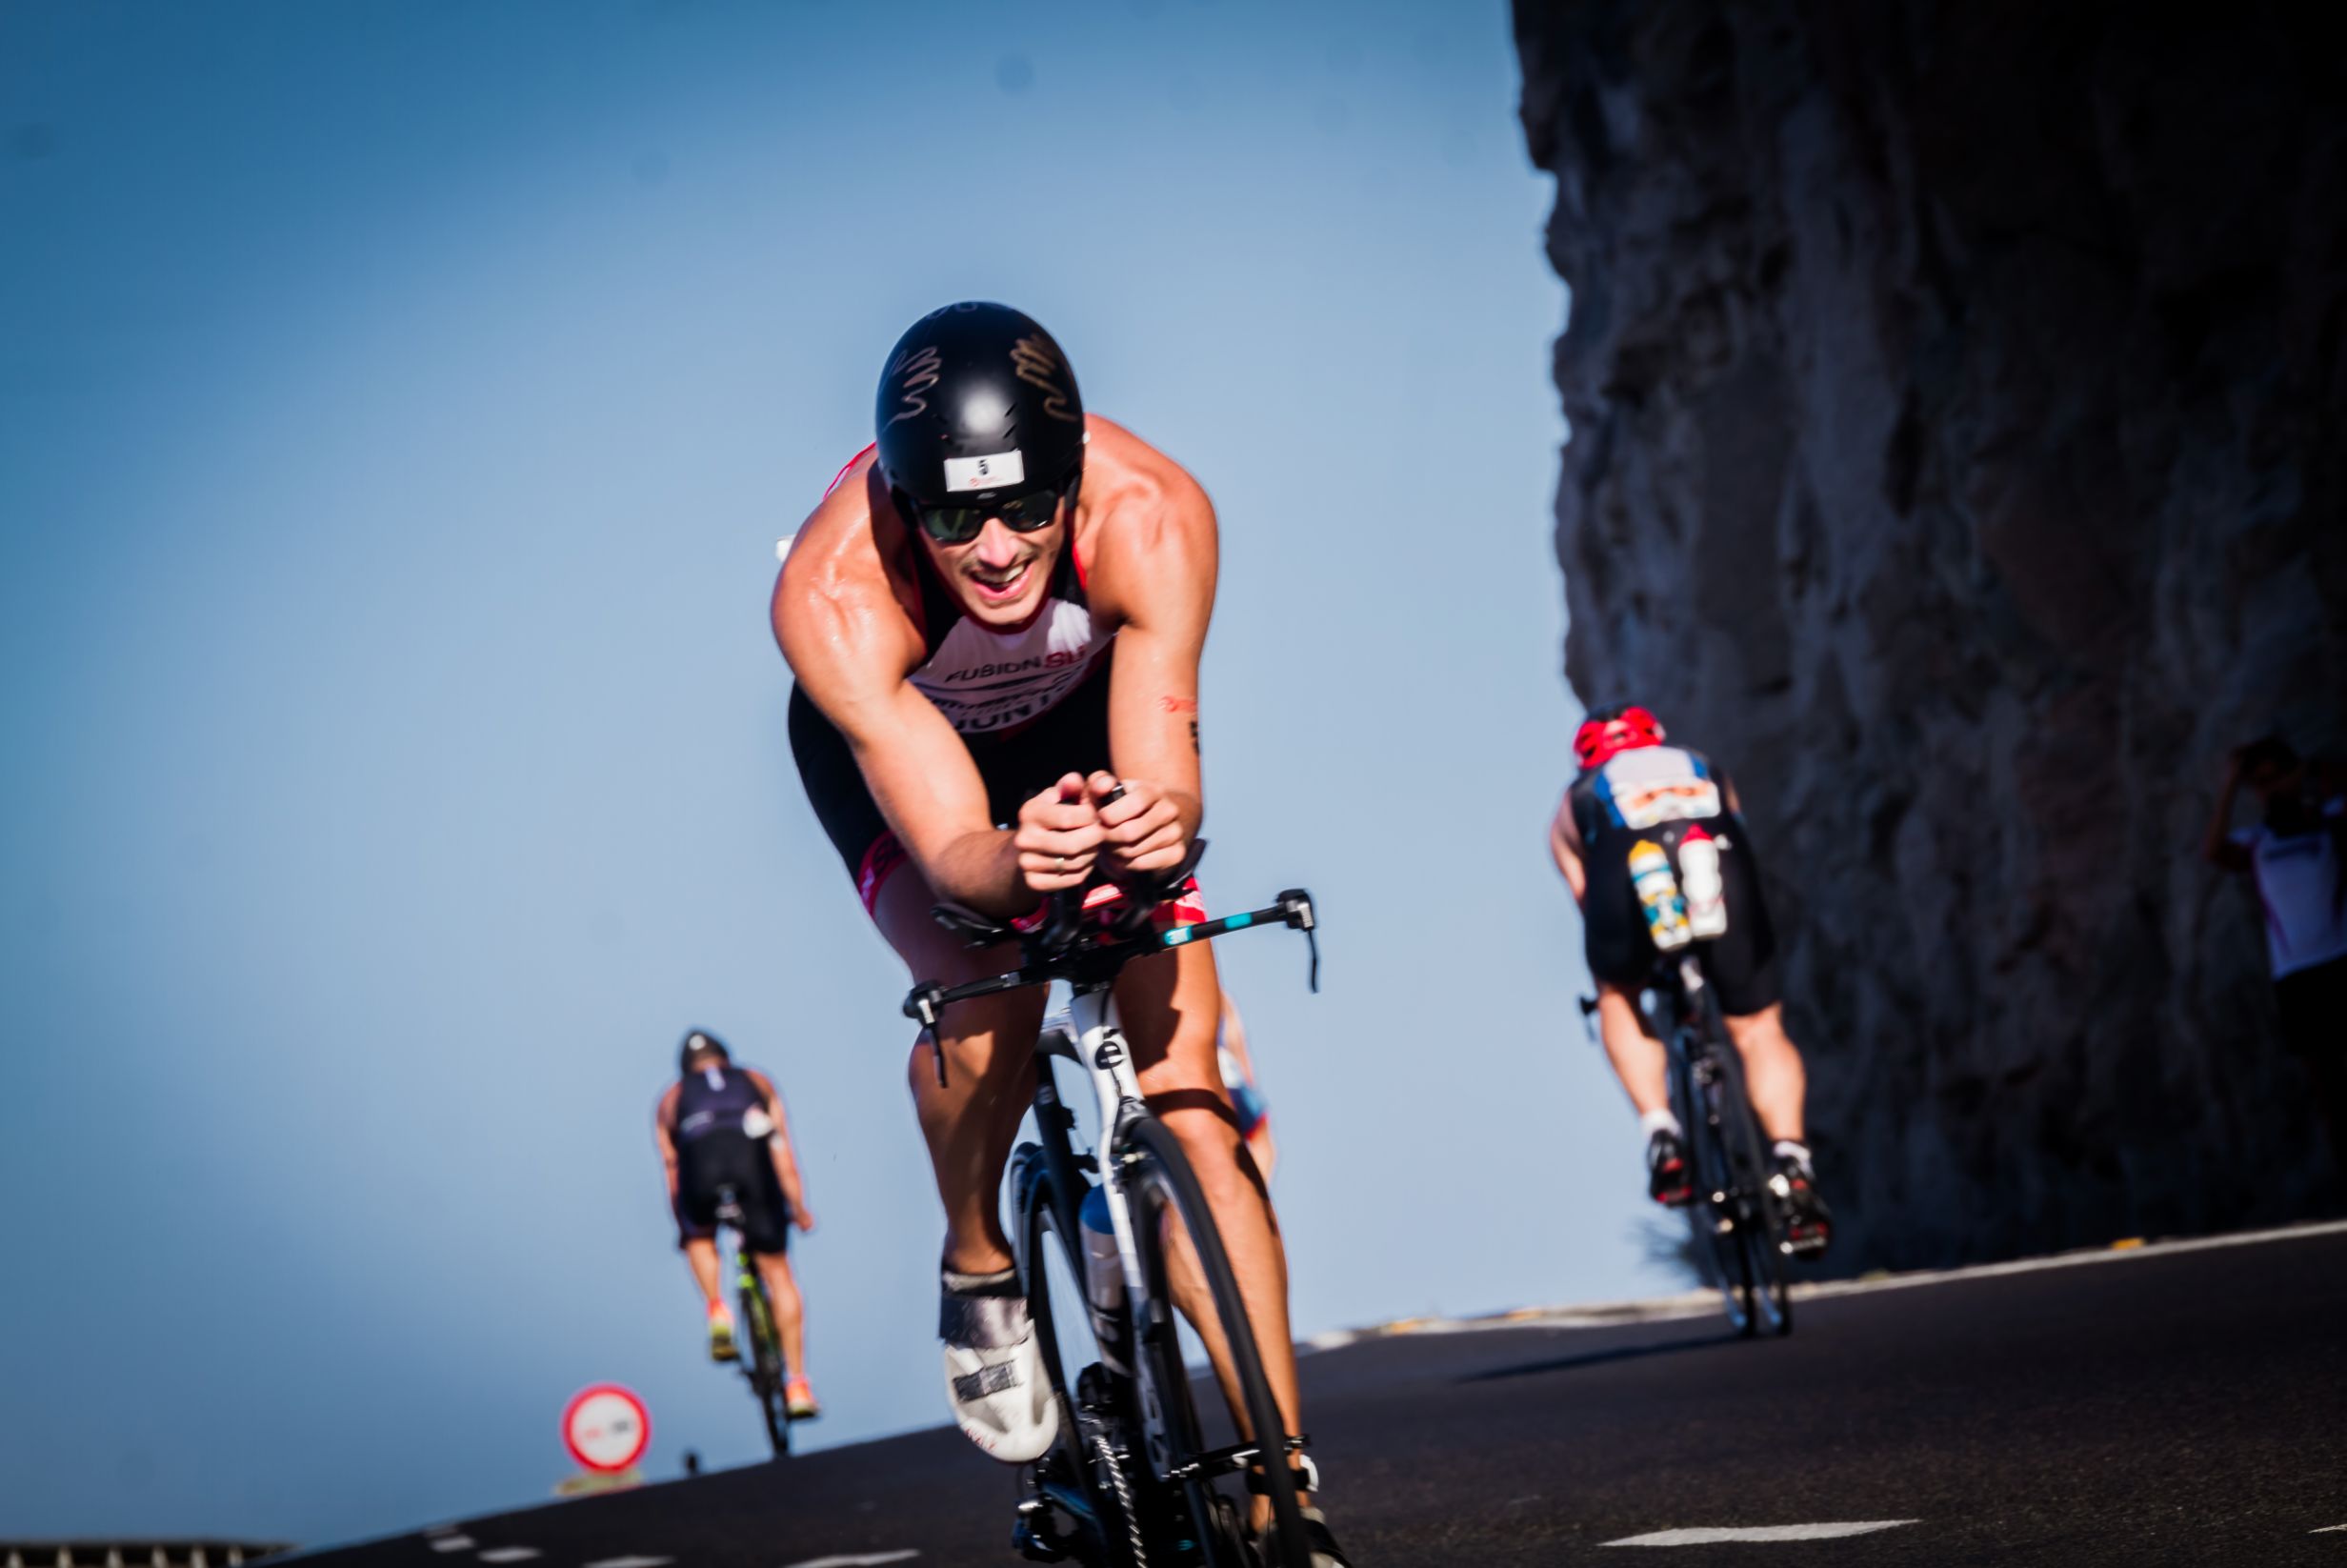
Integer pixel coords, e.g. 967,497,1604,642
1155,1099,1264,1206
1723,1004,1797,1058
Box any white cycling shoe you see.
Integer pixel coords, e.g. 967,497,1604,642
940,1266,1058,1463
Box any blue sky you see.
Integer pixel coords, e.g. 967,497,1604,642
0,0,1661,1545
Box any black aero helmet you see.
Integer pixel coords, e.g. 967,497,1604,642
874,302,1085,521
678,1028,730,1073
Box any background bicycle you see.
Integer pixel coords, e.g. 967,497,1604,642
713,1185,804,1456
1648,958,1795,1337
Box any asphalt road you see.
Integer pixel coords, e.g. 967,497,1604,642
294,1225,2347,1567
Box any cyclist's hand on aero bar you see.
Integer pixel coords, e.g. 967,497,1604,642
1014,773,1104,895
1090,771,1188,877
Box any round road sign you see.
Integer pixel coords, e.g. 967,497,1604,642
562,1384,651,1474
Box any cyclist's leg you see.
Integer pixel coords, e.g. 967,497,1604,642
735,1168,808,1380
872,859,1047,1277
684,1237,724,1304
872,863,1059,1458
752,1252,808,1379
1117,942,1306,1504
674,1181,735,1356
1594,981,1669,1116
1583,834,1670,1115
1720,1002,1807,1143
674,1175,725,1300
1703,831,1804,1143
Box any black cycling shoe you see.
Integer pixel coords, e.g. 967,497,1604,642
1254,1506,1353,1568
1771,1152,1832,1258
1647,1129,1694,1208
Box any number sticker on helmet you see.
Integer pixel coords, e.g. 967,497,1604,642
944,451,1026,493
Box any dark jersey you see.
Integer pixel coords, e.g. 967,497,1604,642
671,1063,772,1147
1569,742,1781,1015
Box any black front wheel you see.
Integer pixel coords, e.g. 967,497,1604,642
1123,1116,1311,1568
1017,1151,1146,1568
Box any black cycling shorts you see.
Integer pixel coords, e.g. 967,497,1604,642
1583,818,1781,1017
673,1131,792,1256
788,657,1115,914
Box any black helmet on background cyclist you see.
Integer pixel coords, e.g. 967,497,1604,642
873,301,1086,546
1574,703,1666,770
679,1028,730,1073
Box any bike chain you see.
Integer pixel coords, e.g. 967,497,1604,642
1092,1430,1148,1568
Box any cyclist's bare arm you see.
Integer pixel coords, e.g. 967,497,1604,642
747,1069,812,1228
1082,423,1217,874
772,473,1040,915
1550,795,1588,905
652,1083,682,1198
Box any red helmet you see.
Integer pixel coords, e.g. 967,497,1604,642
1574,704,1665,770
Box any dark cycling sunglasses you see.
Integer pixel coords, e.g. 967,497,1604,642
904,484,1065,545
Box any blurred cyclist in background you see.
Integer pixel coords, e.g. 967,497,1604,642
1218,993,1277,1183
653,1028,820,1419
1549,704,1831,1256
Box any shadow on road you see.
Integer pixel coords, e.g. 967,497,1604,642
1457,1328,1742,1384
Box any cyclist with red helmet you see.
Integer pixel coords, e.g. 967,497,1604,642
1548,704,1831,1255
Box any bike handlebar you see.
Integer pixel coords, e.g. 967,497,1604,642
902,886,1319,1034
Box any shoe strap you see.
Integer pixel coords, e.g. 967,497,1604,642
939,1272,1031,1349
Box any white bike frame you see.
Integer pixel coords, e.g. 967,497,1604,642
1050,980,1185,1478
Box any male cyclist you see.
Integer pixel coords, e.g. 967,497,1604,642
774,303,1343,1563
1548,704,1831,1255
653,1029,820,1419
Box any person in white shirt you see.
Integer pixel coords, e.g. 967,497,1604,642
2203,735,2346,1162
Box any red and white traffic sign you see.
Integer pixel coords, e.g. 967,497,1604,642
561,1384,651,1474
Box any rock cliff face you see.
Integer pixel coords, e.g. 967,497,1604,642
1514,1,2347,1266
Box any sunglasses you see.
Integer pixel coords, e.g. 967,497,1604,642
905,484,1065,545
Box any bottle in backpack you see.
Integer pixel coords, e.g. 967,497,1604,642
1678,824,1728,939
1630,837,1693,951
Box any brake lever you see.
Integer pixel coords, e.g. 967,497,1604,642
905,982,952,1087
1275,889,1319,994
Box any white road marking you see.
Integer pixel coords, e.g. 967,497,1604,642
1305,1218,2347,1350
426,1539,475,1554
780,1554,919,1568
1605,1521,1919,1546
478,1551,540,1563
584,1559,674,1568
2313,1524,2347,1534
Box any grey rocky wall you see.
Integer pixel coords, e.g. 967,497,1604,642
1513,0,2346,1267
